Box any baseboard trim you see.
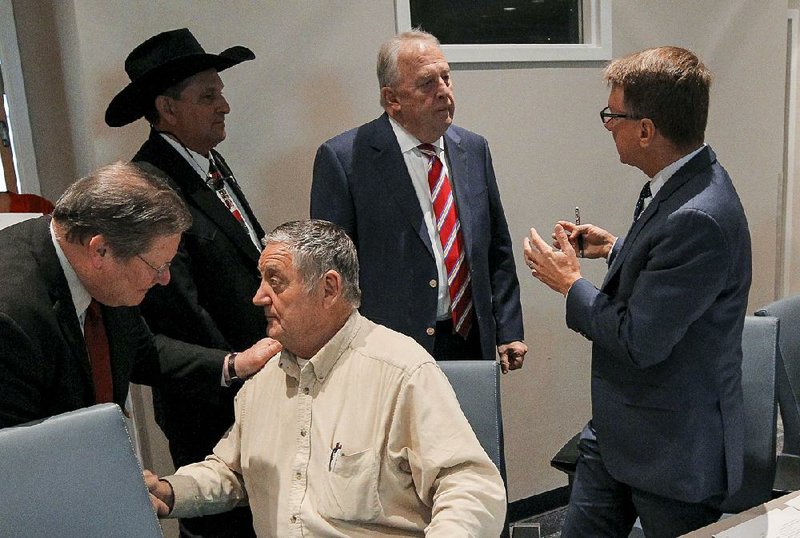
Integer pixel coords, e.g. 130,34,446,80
508,485,571,523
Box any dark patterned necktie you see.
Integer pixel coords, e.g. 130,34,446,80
208,157,245,225
84,299,113,404
633,181,652,222
418,143,473,339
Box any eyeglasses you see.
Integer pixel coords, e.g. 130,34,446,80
600,106,636,124
137,254,172,279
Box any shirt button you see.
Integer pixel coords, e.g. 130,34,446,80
290,515,297,523
295,472,302,480
303,387,310,395
429,279,437,288
426,327,435,336
300,429,307,437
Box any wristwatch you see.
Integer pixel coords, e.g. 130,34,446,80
226,352,240,382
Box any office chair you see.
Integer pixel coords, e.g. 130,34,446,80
0,403,163,537
719,315,779,513
438,360,510,537
438,360,506,479
755,295,800,494
0,191,55,213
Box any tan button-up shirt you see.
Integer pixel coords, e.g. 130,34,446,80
167,312,506,536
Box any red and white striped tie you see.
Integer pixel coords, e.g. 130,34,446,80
418,143,473,339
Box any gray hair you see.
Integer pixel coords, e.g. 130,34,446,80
264,220,361,307
377,29,441,108
53,161,192,259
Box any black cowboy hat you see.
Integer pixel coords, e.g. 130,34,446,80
105,28,254,127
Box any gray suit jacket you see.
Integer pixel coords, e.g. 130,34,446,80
311,113,523,359
567,146,752,502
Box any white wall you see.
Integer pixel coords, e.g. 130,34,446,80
12,0,788,502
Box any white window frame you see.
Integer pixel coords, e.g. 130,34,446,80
395,0,612,63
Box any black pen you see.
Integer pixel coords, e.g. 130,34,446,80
575,207,584,258
329,442,342,471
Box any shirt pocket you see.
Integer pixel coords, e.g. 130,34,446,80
317,447,382,522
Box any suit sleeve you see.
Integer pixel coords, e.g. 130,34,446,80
310,142,357,241
483,142,524,345
566,208,730,369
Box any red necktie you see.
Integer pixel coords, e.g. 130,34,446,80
418,144,473,339
208,158,245,224
84,299,114,404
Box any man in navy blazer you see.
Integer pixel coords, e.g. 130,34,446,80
312,30,526,371
524,47,751,536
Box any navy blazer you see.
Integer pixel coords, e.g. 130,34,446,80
0,217,223,428
134,131,267,467
311,113,523,359
567,146,752,502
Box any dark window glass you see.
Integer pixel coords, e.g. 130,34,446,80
410,0,582,45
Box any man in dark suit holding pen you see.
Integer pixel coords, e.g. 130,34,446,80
106,28,268,538
311,29,526,371
524,46,751,537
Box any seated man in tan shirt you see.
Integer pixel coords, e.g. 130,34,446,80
145,219,506,537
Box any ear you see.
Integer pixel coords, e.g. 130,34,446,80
154,95,175,125
381,86,401,114
320,270,343,307
638,118,657,148
87,235,108,269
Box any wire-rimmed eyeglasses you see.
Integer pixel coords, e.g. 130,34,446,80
137,254,171,279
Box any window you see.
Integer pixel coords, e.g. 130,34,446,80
396,0,612,63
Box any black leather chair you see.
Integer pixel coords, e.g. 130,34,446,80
0,403,163,537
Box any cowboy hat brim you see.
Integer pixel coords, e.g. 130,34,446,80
105,45,254,127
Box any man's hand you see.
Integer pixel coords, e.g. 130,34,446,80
498,341,527,374
523,225,582,296
143,469,174,517
554,221,617,260
234,337,283,379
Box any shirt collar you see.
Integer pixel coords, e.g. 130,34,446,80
278,310,362,383
159,132,210,177
50,221,91,316
650,143,707,198
388,116,444,155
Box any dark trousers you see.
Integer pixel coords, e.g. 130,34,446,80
433,319,483,360
561,425,723,538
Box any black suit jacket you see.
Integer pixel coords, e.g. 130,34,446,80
567,146,751,502
0,217,222,428
134,130,267,466
311,114,523,359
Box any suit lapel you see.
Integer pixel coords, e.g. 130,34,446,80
369,115,434,256
31,218,93,384
602,146,716,289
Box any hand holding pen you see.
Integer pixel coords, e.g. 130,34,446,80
575,207,584,258
553,218,618,260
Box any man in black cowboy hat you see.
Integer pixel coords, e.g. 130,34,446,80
107,28,271,538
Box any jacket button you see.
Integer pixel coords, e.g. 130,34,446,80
426,327,435,336
429,279,437,288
